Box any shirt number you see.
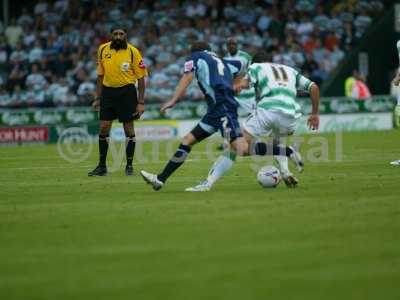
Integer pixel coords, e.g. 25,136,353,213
271,66,288,86
211,56,225,76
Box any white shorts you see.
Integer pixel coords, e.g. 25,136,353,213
242,109,298,138
237,99,256,114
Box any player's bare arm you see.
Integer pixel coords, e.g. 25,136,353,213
93,75,104,111
307,83,320,130
160,72,193,114
395,40,400,86
134,77,146,118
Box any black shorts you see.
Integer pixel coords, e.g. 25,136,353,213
100,84,138,122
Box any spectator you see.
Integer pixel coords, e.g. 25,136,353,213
296,15,314,44
330,45,345,70
312,38,329,65
354,9,372,39
9,41,27,62
0,82,10,108
345,70,371,99
77,77,96,106
25,64,47,89
25,84,46,107
352,72,371,100
302,53,320,84
28,40,44,63
5,18,23,48
341,21,354,50
9,84,27,108
257,10,272,32
34,1,49,16
71,68,88,92
46,75,61,101
22,26,37,48
344,71,357,97
7,60,28,91
17,7,34,26
54,0,69,13
285,14,298,34
303,34,319,54
37,57,53,81
0,37,9,75
52,52,71,77
184,1,208,18
52,78,75,106
324,30,340,51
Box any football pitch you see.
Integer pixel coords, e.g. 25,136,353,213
1,129,399,300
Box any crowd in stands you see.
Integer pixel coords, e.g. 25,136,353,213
0,0,386,109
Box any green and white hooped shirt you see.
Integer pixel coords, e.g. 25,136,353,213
248,62,314,117
224,50,256,111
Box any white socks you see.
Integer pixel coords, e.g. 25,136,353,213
207,153,235,186
274,155,290,177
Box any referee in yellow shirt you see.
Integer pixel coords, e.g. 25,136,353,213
88,24,148,176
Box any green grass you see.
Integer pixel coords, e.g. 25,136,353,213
0,130,400,300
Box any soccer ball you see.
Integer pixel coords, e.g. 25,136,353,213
257,165,281,188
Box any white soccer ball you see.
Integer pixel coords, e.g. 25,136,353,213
257,165,281,188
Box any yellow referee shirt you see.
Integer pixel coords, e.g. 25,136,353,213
96,42,148,88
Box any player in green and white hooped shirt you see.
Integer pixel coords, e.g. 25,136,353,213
185,50,320,191
240,53,319,187
391,68,400,166
390,40,400,166
224,37,255,113
215,38,255,151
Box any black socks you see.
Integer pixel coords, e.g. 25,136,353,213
126,135,136,166
99,135,109,166
253,142,293,157
158,144,191,183
99,135,136,167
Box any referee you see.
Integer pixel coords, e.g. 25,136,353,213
88,25,148,176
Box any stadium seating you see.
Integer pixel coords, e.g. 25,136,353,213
0,0,386,109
